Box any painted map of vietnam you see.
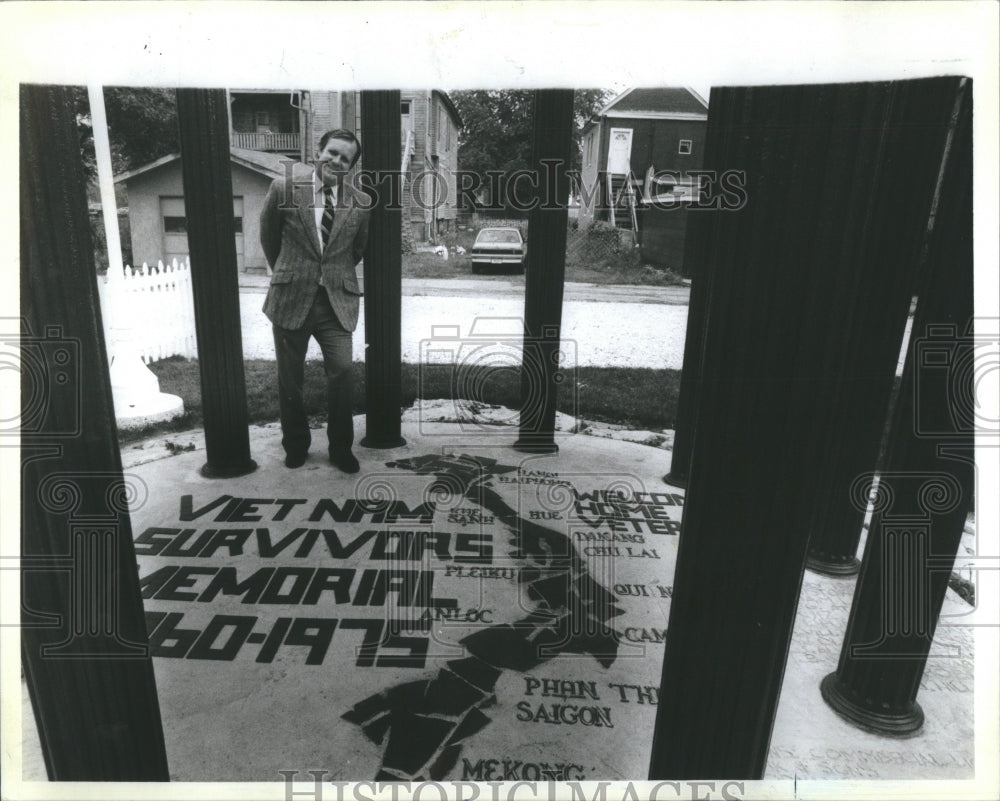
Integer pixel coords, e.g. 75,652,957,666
342,454,626,781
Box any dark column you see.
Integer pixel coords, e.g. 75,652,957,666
175,88,257,478
19,84,170,780
359,90,406,449
648,80,949,779
662,117,724,487
805,78,964,576
821,79,974,735
514,89,575,454
662,268,705,488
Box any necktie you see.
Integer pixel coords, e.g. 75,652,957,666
321,186,335,249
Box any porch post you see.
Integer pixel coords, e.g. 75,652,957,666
359,89,406,449
820,79,974,735
19,83,170,780
514,89,575,454
175,88,257,478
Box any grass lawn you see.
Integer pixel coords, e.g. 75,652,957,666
126,357,681,445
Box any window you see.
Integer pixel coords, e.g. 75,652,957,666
400,101,410,115
476,229,522,244
232,196,244,233
161,197,242,234
163,216,187,234
164,215,241,233
678,139,693,155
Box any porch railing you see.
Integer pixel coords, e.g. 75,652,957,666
230,131,300,151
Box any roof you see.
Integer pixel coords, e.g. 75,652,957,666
229,148,290,177
113,153,179,184
599,87,709,119
114,148,287,184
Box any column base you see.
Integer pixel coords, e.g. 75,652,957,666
513,438,559,454
820,672,924,737
360,435,407,450
806,552,861,577
662,471,687,489
200,458,258,479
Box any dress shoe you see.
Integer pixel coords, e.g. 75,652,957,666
329,448,360,474
284,452,307,468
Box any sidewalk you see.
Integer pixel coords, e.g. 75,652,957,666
238,272,693,306
238,275,691,369
237,273,912,376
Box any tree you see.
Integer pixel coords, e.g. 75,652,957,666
104,87,179,172
570,88,614,170
70,87,178,269
72,86,179,177
450,88,612,208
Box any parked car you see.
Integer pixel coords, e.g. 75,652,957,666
470,227,527,274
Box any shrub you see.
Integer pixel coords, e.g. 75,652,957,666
401,224,417,254
585,220,630,253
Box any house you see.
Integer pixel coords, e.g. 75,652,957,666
399,90,462,243
227,89,359,163
114,148,287,272
578,87,709,275
116,89,459,272
228,88,463,243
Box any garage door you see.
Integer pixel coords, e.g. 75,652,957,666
160,196,245,270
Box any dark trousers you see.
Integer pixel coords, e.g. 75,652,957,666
272,288,353,456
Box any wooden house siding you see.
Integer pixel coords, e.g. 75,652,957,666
398,90,460,239
638,205,692,273
309,91,335,154
404,91,430,227
603,115,705,175
433,94,459,224
579,127,602,224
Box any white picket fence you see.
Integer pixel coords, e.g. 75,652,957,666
98,258,198,363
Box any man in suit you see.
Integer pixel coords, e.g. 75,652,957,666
260,128,370,472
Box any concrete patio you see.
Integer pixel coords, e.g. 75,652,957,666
20,411,976,785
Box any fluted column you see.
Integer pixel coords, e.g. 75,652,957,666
805,79,966,576
821,78,974,734
359,90,406,449
175,88,257,478
19,83,169,780
663,91,737,489
649,78,960,779
663,191,714,487
514,89,575,454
